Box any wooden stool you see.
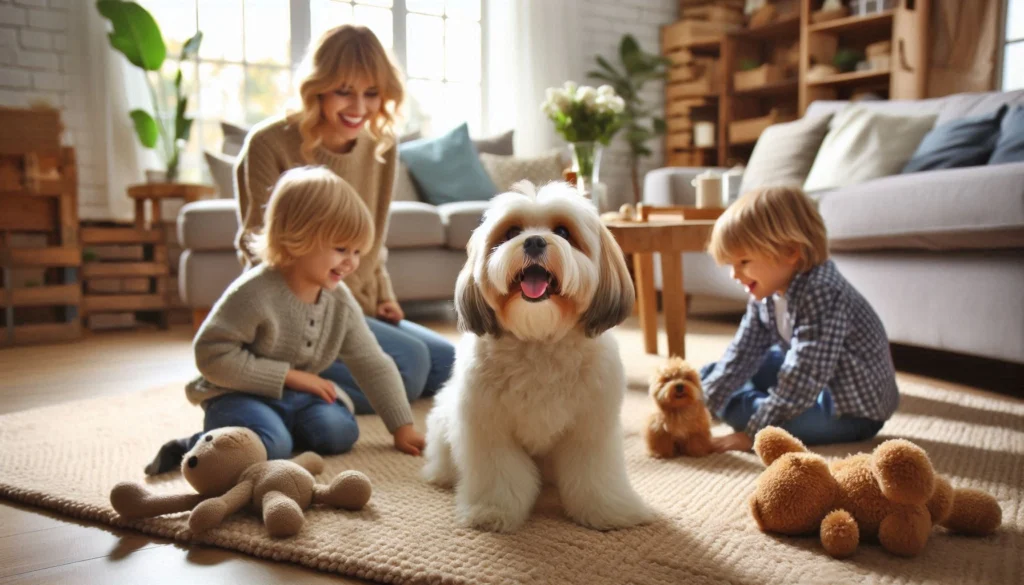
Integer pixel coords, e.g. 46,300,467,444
127,183,215,230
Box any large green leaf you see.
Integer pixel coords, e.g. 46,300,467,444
129,109,159,148
595,56,622,79
181,31,203,60
652,117,667,135
96,0,166,71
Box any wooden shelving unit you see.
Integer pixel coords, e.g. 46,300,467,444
0,107,82,347
661,0,930,167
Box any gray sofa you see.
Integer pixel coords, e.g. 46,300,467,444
644,90,1024,364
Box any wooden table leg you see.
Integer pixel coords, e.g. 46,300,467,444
632,252,658,354
660,250,686,358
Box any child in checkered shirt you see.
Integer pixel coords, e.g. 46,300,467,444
700,186,899,452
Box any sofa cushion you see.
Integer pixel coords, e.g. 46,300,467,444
740,113,832,194
221,121,249,156
399,123,498,205
479,151,564,192
804,89,1024,126
204,149,236,199
438,200,490,250
818,162,1024,251
179,250,244,308
177,199,240,252
990,105,1024,165
473,129,514,155
385,201,446,249
902,105,1006,173
804,106,936,192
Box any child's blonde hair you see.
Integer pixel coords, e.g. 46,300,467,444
708,186,828,272
248,166,374,267
292,25,405,163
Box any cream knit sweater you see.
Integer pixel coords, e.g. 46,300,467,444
185,264,413,433
234,115,397,315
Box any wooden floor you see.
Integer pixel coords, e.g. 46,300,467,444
0,315,1016,584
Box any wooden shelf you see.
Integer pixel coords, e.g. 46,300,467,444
807,10,894,35
733,79,799,97
732,15,801,40
0,246,81,267
82,262,169,278
0,283,81,308
806,69,890,88
684,38,723,52
81,226,164,244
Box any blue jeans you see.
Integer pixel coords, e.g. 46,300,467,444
321,317,455,415
190,390,359,460
702,347,884,446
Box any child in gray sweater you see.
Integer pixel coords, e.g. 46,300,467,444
146,167,424,474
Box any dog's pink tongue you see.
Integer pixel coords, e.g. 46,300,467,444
521,274,549,299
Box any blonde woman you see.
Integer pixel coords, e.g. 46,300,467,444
146,167,425,475
233,25,454,416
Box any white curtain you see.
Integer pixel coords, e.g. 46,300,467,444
484,0,584,156
76,1,154,221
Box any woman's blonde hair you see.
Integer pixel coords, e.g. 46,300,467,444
249,166,374,267
292,25,404,163
708,186,828,272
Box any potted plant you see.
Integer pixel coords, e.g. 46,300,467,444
587,35,672,206
96,0,202,183
541,82,625,205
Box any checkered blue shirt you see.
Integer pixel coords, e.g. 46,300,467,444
703,260,899,437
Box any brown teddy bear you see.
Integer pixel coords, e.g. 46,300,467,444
749,426,1002,558
645,357,713,458
110,427,373,538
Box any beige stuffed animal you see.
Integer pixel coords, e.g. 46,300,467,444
750,427,1002,558
111,427,372,537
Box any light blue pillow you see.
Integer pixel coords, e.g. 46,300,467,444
398,123,498,205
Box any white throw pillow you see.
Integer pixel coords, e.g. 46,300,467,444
479,151,565,192
803,106,937,192
740,113,833,195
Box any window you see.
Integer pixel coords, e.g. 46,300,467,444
139,0,483,182
1005,0,1023,90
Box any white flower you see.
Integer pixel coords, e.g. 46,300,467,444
597,84,616,97
562,80,578,96
577,86,598,108
608,96,626,113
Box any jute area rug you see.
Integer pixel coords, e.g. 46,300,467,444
1,377,1021,584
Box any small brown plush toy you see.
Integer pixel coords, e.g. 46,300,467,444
110,427,372,538
749,427,1002,558
645,357,713,458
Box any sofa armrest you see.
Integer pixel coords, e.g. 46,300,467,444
643,166,728,207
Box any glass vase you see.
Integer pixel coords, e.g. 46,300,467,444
569,141,603,200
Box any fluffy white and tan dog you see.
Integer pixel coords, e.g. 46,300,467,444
422,181,654,533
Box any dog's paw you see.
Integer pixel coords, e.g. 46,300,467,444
570,501,657,531
421,460,457,488
458,503,527,533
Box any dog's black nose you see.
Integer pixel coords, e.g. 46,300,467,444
523,236,546,257
674,383,686,396
187,456,199,469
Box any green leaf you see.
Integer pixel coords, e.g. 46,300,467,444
181,31,202,59
586,71,617,83
129,109,159,148
174,96,192,141
96,0,166,71
595,56,622,78
652,118,667,134
174,69,182,96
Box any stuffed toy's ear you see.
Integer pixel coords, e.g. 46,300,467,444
870,439,935,505
753,426,807,466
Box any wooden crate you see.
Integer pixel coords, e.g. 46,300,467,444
665,149,716,167
661,19,740,52
734,63,787,91
683,5,745,25
728,109,796,145
80,222,170,330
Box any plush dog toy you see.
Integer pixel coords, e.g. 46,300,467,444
645,357,713,458
110,427,372,538
750,427,1002,558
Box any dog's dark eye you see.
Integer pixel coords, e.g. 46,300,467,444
505,227,522,241
204,435,213,442
554,226,571,240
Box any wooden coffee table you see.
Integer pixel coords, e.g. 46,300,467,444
604,219,716,358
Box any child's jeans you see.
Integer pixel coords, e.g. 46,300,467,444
189,389,359,460
702,346,885,445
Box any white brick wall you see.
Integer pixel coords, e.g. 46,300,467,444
579,0,677,208
0,0,108,219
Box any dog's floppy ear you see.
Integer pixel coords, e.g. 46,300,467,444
455,231,501,337
580,223,635,337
